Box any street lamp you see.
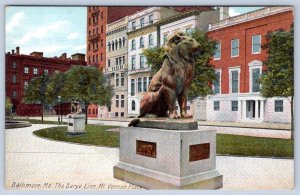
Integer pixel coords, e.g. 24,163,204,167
58,96,61,125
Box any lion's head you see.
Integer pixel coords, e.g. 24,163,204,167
166,32,201,61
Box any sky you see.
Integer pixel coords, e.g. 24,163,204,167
5,6,263,58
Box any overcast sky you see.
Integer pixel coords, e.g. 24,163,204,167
5,6,262,58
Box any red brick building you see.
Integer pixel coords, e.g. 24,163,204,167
204,7,293,123
5,47,86,116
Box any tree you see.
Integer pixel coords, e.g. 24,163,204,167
45,71,67,105
63,66,113,124
23,74,50,122
260,26,294,139
5,97,13,117
143,30,216,99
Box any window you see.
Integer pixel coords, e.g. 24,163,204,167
252,35,261,54
116,58,118,66
119,57,122,65
121,73,125,86
149,76,152,83
230,70,239,93
140,56,145,68
33,68,38,75
231,101,238,111
131,79,135,96
24,81,29,90
101,11,103,19
115,39,118,50
116,73,119,86
143,77,147,92
12,75,17,83
101,39,103,47
149,14,154,24
122,56,125,64
12,91,17,99
121,112,124,117
116,95,119,107
24,67,29,74
214,101,220,111
231,39,239,57
121,95,124,107
132,21,136,30
138,78,142,92
101,25,103,33
44,69,49,75
108,42,111,51
163,34,168,45
149,34,154,46
122,37,126,47
108,59,111,67
131,39,136,50
251,68,260,92
214,42,221,60
213,71,220,94
140,37,144,48
88,109,91,115
275,100,283,112
132,100,136,111
12,62,17,68
140,17,145,28
93,109,95,114
119,38,122,48
115,112,118,117
131,56,136,70
112,41,115,50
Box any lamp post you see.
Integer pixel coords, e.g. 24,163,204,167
58,96,61,125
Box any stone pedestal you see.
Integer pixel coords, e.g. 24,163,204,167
113,120,223,189
67,114,85,135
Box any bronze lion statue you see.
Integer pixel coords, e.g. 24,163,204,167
130,32,201,126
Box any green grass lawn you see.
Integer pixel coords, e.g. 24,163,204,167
16,119,68,125
33,125,294,158
33,125,119,147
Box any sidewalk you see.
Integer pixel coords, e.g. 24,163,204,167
5,124,294,190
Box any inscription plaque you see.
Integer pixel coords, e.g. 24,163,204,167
68,123,73,126
136,140,156,158
189,143,210,162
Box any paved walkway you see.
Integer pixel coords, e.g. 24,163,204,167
5,124,294,190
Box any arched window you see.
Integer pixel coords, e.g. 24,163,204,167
112,41,114,50
149,34,154,46
131,39,136,50
132,100,136,111
115,39,118,50
140,37,144,48
122,37,126,47
119,38,122,48
108,42,111,51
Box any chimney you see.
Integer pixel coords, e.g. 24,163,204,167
71,53,86,61
12,49,15,54
60,53,67,59
16,47,20,55
219,7,229,20
30,51,44,57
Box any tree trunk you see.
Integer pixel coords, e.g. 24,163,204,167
291,96,294,140
41,104,44,122
85,102,89,125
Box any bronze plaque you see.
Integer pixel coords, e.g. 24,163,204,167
189,143,210,162
136,140,156,158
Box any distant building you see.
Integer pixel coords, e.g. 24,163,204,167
205,6,294,123
99,16,129,118
5,47,86,116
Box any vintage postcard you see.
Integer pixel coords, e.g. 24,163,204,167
5,5,294,190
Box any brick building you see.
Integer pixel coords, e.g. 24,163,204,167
203,7,294,123
5,47,86,116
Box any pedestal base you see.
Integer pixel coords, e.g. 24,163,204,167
67,114,85,134
113,123,223,190
114,162,223,189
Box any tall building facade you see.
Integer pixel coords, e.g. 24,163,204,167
205,7,293,123
100,16,129,118
126,7,178,117
5,47,86,116
86,6,146,69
